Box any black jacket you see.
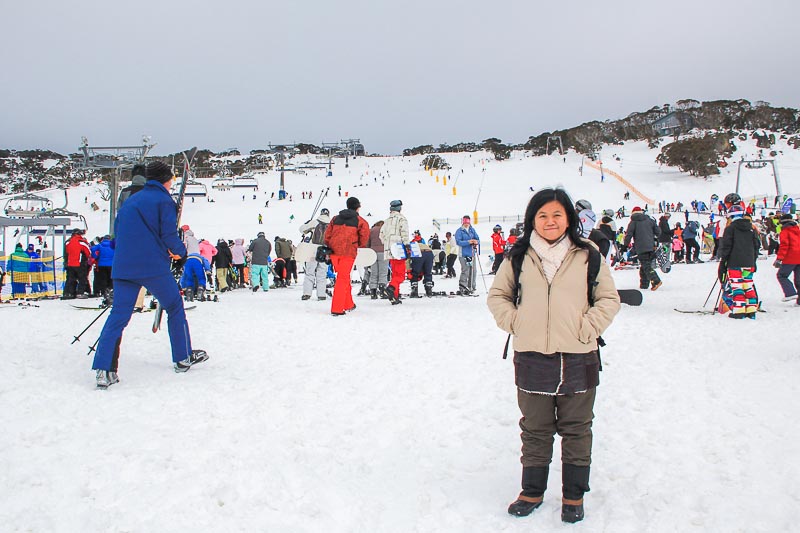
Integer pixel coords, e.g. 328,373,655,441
624,212,660,254
718,218,760,269
213,241,233,269
657,216,673,243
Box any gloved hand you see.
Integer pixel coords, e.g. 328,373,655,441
774,259,783,268
717,261,727,283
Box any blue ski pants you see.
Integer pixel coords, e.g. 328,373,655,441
92,273,192,371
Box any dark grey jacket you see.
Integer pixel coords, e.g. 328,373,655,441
248,236,272,265
718,218,760,268
624,212,660,254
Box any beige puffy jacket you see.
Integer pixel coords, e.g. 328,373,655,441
487,244,620,354
379,211,409,258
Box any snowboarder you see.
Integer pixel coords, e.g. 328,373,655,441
490,225,506,274
379,199,409,304
299,208,331,301
248,232,272,292
718,205,761,318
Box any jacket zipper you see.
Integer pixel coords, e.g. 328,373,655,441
530,248,579,354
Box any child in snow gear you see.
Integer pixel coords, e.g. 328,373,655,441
324,197,369,314
490,225,506,274
91,161,208,389
487,188,620,523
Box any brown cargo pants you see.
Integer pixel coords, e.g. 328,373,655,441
517,388,596,468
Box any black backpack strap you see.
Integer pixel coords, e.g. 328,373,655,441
585,246,604,370
502,252,525,359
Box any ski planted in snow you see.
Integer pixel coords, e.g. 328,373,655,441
152,147,197,333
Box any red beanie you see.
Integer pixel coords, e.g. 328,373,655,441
632,206,643,213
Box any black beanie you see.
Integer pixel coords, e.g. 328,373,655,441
146,161,173,183
131,164,146,178
346,197,361,210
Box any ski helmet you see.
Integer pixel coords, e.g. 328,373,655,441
576,199,592,212
493,224,502,232
320,208,330,216
724,193,742,207
728,204,745,219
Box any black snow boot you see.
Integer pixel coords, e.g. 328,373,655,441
410,281,420,298
508,466,548,517
561,464,590,523
385,285,402,305
378,284,388,299
370,288,378,300
358,278,369,296
424,281,433,297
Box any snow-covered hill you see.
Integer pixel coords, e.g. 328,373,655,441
1,138,798,532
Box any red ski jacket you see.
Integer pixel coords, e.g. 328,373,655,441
491,232,506,254
65,235,91,267
778,222,800,264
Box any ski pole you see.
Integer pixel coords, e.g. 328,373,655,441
87,336,100,356
702,278,719,308
71,305,110,344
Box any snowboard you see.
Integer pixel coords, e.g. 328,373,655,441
618,289,643,306
354,247,378,268
652,245,672,273
389,242,422,260
294,241,319,263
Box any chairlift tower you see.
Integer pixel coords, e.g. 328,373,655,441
268,143,297,200
322,142,341,176
77,136,156,233
735,159,782,199
546,135,564,156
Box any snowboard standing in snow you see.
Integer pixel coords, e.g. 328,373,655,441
617,289,643,306
354,247,378,268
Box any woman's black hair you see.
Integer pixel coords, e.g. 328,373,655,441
508,187,590,264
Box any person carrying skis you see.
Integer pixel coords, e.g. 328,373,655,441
774,212,800,304
324,196,369,315
455,215,479,295
624,206,663,291
90,161,208,389
379,199,409,304
487,188,620,524
299,207,331,301
490,224,506,274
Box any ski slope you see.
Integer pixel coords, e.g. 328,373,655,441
1,137,799,532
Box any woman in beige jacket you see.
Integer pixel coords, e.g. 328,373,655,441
487,188,620,524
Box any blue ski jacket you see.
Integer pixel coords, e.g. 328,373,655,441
91,238,115,267
112,180,186,280
455,226,480,257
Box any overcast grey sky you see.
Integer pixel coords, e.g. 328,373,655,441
2,0,798,156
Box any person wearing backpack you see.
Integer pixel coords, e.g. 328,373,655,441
487,188,620,524
299,208,331,300
624,206,663,290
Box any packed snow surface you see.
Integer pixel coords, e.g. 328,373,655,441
1,138,798,531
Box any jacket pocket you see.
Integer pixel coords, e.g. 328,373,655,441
578,317,595,344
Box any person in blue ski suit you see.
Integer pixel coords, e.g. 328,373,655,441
455,215,480,294
180,253,209,299
91,161,207,388
90,235,115,296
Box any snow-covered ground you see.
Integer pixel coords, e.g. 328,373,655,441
1,138,799,532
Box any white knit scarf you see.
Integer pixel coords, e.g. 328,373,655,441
529,231,573,284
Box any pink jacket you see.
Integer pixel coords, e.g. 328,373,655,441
198,240,218,263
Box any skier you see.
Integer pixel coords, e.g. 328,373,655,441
63,228,91,299
409,232,435,297
324,197,369,315
273,236,293,287
455,215,480,295
379,200,409,304
487,188,620,524
248,231,272,292
90,235,115,298
624,206,663,291
91,161,208,389
299,208,331,301
774,213,800,304
718,205,761,318
490,225,506,274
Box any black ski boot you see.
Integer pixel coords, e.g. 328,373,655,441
385,285,402,305
410,281,420,298
561,464,590,523
378,284,388,299
424,281,433,297
358,278,369,296
508,466,548,517
370,288,378,300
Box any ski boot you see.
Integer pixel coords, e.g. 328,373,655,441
196,287,206,302
184,288,194,302
378,284,388,299
424,281,434,297
410,281,420,298
385,285,402,305
358,278,369,296
370,288,378,300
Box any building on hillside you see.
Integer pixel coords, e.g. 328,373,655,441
652,111,694,136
